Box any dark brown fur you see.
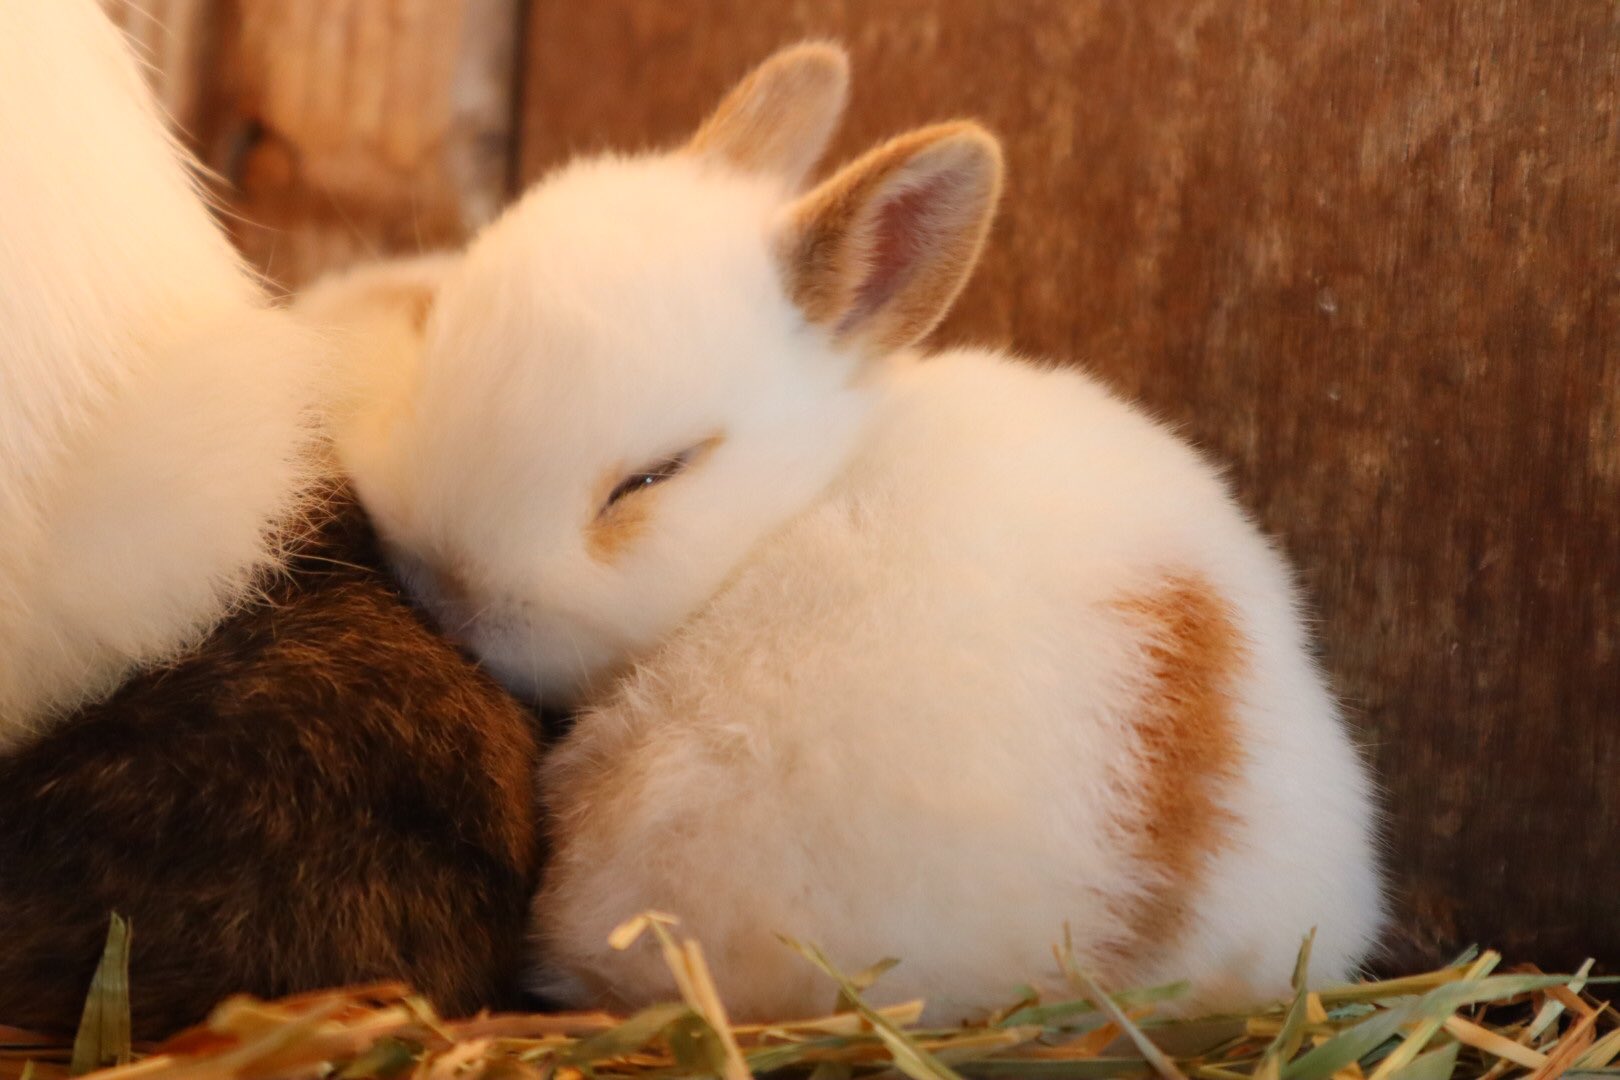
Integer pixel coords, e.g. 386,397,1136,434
0,491,544,1039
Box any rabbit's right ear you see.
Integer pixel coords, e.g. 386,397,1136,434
686,42,850,189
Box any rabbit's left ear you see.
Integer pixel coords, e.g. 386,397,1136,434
686,42,850,189
774,121,1003,355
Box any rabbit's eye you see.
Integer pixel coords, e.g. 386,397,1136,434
587,435,724,561
600,448,697,514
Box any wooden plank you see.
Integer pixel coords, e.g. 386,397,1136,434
198,0,522,289
520,0,1620,971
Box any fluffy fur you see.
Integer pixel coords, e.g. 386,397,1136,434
0,492,544,1039
329,160,873,702
330,45,1385,1019
0,1,325,748
533,350,1383,1019
294,252,460,482
0,9,548,1034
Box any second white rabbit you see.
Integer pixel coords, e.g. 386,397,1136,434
318,44,1385,1021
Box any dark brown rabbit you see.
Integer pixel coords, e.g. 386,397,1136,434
0,490,545,1039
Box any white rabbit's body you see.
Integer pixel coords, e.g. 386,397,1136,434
320,44,1383,1020
533,347,1382,1019
0,1,323,747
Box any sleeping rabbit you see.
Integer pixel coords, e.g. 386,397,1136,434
331,44,1385,1020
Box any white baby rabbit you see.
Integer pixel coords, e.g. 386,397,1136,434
0,0,325,748
338,44,1385,1019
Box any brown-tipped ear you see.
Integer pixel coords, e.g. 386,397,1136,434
686,42,850,188
775,121,1003,354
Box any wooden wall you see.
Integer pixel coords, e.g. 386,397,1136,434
103,0,519,286
104,0,1619,973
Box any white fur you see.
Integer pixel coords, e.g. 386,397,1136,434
293,252,461,466
329,47,1384,1019
0,1,326,748
336,156,873,702
533,351,1384,1019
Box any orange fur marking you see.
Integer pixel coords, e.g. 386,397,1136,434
587,494,656,563
586,436,724,564
1112,573,1248,960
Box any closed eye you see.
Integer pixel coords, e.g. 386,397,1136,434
599,447,700,515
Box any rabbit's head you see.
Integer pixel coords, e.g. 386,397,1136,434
342,43,1003,703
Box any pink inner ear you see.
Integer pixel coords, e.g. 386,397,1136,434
839,176,948,336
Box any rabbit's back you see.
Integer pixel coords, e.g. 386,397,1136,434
866,349,1384,1001
0,496,543,1039
534,349,1380,1021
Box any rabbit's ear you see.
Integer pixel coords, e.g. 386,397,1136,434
775,121,1003,355
686,42,850,189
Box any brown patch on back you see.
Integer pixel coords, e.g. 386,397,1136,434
1110,572,1248,962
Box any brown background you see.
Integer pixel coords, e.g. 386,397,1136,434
105,0,1620,973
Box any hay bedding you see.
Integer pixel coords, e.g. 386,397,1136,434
3,915,1614,1080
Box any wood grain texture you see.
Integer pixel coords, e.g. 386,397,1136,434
110,0,521,289
521,1,1620,971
